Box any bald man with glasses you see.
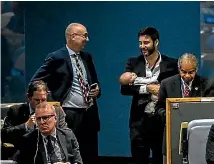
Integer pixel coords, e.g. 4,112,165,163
31,23,101,164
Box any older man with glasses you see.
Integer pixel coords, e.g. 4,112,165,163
16,102,82,164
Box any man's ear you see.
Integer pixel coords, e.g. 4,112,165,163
155,39,159,47
26,93,30,101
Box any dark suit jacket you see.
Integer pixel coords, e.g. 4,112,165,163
1,103,67,147
155,74,207,155
30,47,100,131
120,54,178,128
206,124,214,164
16,128,83,164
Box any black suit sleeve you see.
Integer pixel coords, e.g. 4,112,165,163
1,106,28,144
120,58,141,96
30,53,56,83
206,124,214,164
155,80,167,123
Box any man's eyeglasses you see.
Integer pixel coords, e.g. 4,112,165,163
68,33,88,39
36,115,55,123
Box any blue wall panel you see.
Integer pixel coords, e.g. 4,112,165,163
25,1,200,156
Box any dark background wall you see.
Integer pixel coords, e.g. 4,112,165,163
24,1,200,156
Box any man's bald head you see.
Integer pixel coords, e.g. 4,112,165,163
65,23,88,53
65,23,86,39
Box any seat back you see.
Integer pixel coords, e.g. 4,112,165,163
187,119,214,164
187,119,214,139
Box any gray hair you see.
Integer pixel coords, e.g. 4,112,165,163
178,53,199,71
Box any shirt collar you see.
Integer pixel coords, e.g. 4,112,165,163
66,44,79,56
144,51,162,67
181,78,193,89
41,129,57,140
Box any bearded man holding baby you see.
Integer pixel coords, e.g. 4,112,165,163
120,27,178,164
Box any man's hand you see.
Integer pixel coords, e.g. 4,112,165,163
25,114,36,128
146,84,160,96
88,85,100,98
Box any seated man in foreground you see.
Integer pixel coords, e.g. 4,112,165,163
16,102,82,164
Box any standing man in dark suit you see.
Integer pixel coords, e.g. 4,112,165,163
16,102,82,164
1,80,67,149
155,53,207,164
206,124,214,164
120,27,178,164
30,23,101,164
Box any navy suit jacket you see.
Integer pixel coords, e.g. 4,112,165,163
30,47,100,131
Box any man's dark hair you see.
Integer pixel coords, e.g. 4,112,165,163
138,27,160,42
27,80,48,97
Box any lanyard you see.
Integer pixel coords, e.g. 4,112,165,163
150,54,160,72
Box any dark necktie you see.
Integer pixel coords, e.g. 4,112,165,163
46,135,54,156
73,54,92,104
184,84,190,97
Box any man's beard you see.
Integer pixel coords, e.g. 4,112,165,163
141,45,155,57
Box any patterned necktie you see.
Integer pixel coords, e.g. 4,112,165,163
184,84,190,97
73,54,92,104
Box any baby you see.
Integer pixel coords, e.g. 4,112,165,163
119,71,159,115
119,72,158,86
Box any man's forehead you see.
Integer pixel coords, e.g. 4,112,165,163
72,25,87,33
33,91,47,96
180,63,195,70
36,108,54,114
139,35,152,41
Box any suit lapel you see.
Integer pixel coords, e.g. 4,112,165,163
190,75,201,97
62,47,74,75
57,130,68,161
159,55,172,73
172,75,182,98
38,133,47,164
135,55,146,77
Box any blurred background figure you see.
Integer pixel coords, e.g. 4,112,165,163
200,2,214,78
1,1,26,103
